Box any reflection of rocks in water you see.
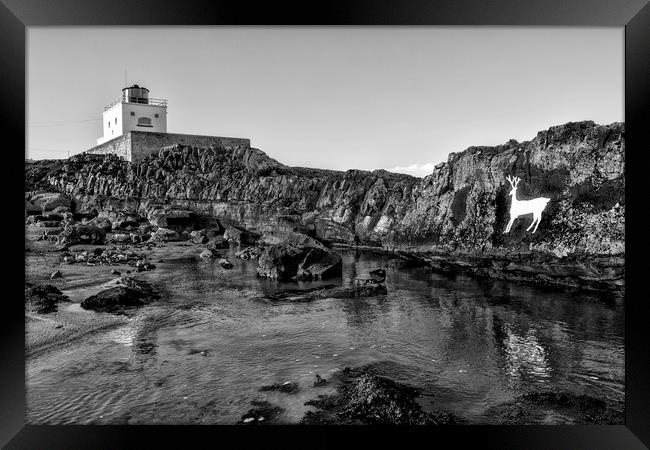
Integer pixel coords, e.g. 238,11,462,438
134,340,156,356
485,390,624,424
301,364,464,425
500,323,550,382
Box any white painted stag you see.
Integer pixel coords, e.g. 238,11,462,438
503,175,550,234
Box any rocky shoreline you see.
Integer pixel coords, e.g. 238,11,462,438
26,120,624,292
24,120,625,424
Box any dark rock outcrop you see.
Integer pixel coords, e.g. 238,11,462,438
25,283,69,314
257,234,342,281
80,277,159,313
259,381,300,394
26,121,625,290
239,400,284,425
301,366,462,425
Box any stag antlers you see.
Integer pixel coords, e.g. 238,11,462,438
505,175,521,188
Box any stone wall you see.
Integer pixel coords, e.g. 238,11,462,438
86,131,251,163
129,132,250,163
86,133,131,159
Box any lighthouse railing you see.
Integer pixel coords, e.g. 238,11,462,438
104,96,168,111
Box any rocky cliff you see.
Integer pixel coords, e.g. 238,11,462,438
26,120,625,290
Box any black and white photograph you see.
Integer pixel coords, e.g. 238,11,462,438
22,25,627,428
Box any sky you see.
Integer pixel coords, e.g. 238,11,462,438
27,27,623,176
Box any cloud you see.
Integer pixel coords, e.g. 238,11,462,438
388,161,438,177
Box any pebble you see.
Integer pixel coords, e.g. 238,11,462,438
50,270,62,279
243,417,255,423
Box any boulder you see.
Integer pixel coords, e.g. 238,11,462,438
200,249,217,260
25,283,69,314
313,375,328,387
190,229,209,245
57,224,106,246
32,193,71,212
218,258,233,269
239,400,284,425
109,233,131,243
50,270,62,279
235,246,263,260
85,216,113,233
207,235,230,249
301,367,463,425
259,381,300,394
224,225,261,246
148,227,181,242
80,277,159,313
257,236,342,281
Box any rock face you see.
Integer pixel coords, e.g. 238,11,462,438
26,121,625,289
257,235,342,280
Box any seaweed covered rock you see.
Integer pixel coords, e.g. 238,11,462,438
80,277,159,313
25,283,69,314
301,367,462,425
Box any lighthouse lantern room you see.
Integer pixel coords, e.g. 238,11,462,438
97,84,167,145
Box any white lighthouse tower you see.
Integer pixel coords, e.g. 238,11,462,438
97,84,167,145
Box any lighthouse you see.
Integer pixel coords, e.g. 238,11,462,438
87,84,250,163
96,84,167,145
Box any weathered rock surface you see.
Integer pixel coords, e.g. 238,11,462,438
80,277,159,313
148,227,181,242
25,283,69,314
57,224,106,246
199,249,217,260
257,234,342,280
301,366,462,425
26,121,625,290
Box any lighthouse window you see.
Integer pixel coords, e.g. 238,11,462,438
137,117,153,127
107,121,110,128
130,111,135,116
154,113,159,118
115,117,117,124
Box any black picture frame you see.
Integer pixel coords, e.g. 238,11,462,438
3,0,649,448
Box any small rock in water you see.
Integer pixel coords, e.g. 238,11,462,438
200,249,216,260
259,381,300,394
50,270,62,279
218,258,233,269
240,400,284,425
313,374,328,387
111,269,121,275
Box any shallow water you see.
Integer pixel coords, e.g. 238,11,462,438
26,247,624,424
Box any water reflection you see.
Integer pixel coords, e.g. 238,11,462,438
26,247,624,424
